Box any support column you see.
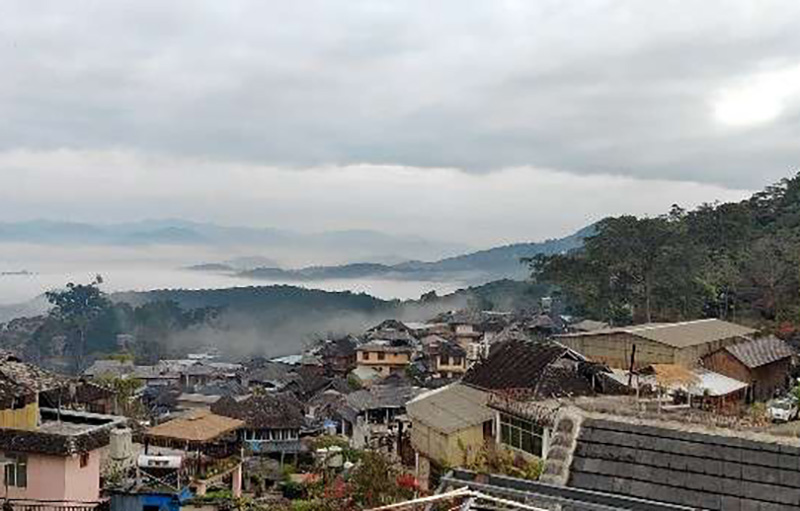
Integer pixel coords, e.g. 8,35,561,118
231,463,243,498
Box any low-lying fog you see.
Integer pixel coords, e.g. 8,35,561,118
0,243,464,307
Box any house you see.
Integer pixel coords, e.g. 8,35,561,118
175,381,248,412
143,409,245,498
83,359,134,379
463,338,623,460
41,379,117,415
426,340,468,379
406,384,494,490
130,365,180,388
0,354,127,507
569,318,609,333
355,341,413,377
556,319,756,369
211,392,304,463
242,361,295,390
341,383,423,451
317,336,357,376
702,335,795,402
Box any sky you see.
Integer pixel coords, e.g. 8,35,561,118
1,0,798,246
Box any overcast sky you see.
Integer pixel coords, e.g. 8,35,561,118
1,1,798,246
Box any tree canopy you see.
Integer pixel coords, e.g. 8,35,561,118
530,172,800,326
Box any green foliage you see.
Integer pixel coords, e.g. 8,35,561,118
466,442,542,481
45,275,111,369
346,373,363,391
531,173,800,325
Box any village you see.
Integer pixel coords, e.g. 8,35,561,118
0,299,799,511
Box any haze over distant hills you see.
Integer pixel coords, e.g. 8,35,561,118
190,224,595,285
0,219,469,265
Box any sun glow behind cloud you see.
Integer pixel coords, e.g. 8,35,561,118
713,63,800,127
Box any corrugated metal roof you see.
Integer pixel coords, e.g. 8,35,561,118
689,369,749,397
407,383,493,434
558,319,756,348
724,335,795,369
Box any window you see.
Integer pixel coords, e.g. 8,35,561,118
377,352,386,361
4,453,27,488
452,356,463,366
80,453,90,468
499,414,544,456
362,352,370,361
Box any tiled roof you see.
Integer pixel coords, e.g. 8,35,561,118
569,417,800,510
724,335,795,369
463,340,589,395
345,384,423,412
212,392,304,429
0,408,126,456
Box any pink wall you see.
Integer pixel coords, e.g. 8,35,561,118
0,449,101,503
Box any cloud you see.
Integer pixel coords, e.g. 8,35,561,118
0,1,797,191
0,149,750,246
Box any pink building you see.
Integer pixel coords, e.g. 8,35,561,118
0,352,127,508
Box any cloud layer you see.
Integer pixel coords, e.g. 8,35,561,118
0,1,795,243
0,149,749,246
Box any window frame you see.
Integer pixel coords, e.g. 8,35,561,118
499,413,544,457
4,453,27,488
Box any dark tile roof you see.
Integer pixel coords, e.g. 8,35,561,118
211,392,304,429
724,335,795,369
345,384,423,413
463,340,594,398
569,417,800,510
0,409,127,456
243,361,295,386
319,336,357,358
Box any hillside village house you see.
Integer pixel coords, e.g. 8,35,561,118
428,340,468,379
556,319,756,369
211,392,304,464
341,383,423,451
702,335,795,402
355,341,412,377
461,338,624,462
0,353,127,507
144,409,245,498
406,384,493,490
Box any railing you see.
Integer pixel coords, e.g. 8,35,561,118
1,499,109,511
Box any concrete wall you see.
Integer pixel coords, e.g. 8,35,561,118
357,351,410,366
0,448,102,503
410,420,486,467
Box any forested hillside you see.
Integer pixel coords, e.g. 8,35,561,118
531,173,800,327
2,279,546,369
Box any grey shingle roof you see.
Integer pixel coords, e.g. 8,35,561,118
569,417,800,510
345,384,422,412
725,335,795,369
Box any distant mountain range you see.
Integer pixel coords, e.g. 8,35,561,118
0,219,469,263
189,224,595,285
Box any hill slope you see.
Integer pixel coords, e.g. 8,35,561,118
236,224,594,285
